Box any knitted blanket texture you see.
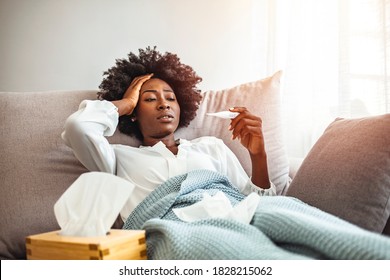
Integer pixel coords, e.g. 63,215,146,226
123,169,390,260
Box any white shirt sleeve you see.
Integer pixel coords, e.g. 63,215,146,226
61,100,118,174
216,138,277,196
243,177,277,196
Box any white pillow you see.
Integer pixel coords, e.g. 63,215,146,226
175,71,290,194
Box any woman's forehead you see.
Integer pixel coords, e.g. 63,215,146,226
141,78,173,90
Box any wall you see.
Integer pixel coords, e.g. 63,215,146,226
0,0,271,92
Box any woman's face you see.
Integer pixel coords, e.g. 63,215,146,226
135,78,180,141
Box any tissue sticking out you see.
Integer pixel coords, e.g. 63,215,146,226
54,172,135,237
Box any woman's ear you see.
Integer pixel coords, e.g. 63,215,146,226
130,113,137,122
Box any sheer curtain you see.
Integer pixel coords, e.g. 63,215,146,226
260,0,390,158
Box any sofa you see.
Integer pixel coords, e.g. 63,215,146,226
1,71,389,260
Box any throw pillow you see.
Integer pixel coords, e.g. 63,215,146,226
176,70,290,194
286,114,390,233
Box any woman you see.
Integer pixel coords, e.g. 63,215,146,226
62,47,276,222
62,47,390,260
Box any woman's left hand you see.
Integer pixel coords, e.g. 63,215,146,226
229,107,266,156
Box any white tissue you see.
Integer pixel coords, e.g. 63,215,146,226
206,111,239,119
173,191,260,224
54,172,134,237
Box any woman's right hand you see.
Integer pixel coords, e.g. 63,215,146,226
112,73,153,116
123,74,154,108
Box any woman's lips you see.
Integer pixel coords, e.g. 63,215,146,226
157,114,174,122
157,113,174,119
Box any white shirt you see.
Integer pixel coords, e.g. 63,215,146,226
62,100,276,221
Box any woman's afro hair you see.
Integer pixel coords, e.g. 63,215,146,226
97,46,202,140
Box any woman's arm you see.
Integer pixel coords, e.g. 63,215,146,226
62,74,153,172
228,107,271,189
249,151,271,189
61,100,119,173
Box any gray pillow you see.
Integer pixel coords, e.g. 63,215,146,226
287,114,390,234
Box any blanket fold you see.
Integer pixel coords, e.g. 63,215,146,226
123,169,390,259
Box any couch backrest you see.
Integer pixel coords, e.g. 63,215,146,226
0,90,142,259
0,91,97,259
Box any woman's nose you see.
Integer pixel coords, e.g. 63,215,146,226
158,102,170,110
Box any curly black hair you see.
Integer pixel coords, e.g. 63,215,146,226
97,46,202,140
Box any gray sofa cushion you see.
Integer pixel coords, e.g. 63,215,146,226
0,91,91,259
0,91,137,260
287,115,390,234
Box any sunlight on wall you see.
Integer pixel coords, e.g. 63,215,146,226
272,0,389,157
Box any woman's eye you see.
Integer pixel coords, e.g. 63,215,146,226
145,98,156,102
166,95,176,101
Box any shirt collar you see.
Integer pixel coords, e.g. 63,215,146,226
139,139,191,158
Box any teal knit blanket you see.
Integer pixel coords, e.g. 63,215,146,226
123,169,390,259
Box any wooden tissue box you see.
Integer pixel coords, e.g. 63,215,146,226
26,229,147,260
